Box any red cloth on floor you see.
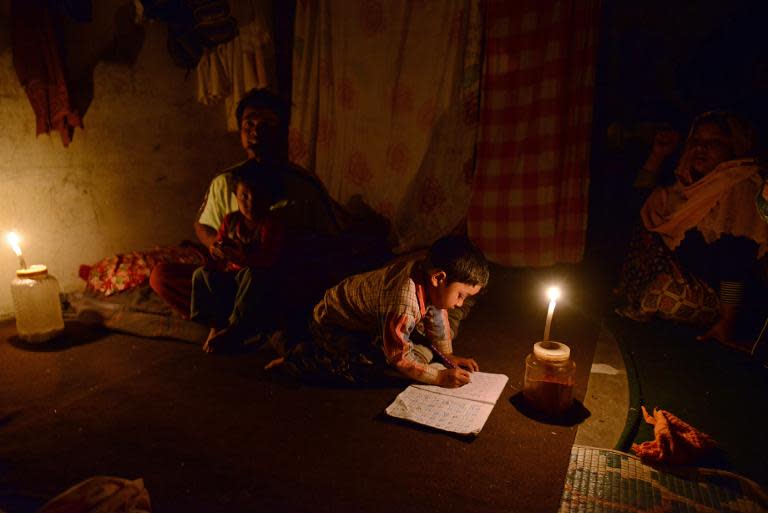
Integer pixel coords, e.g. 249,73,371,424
631,406,717,465
11,0,83,147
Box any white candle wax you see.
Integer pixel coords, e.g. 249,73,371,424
543,300,556,341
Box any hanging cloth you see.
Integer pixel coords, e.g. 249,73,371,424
11,0,83,147
195,0,277,131
139,0,239,71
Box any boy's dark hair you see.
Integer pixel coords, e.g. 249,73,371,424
426,235,489,288
235,88,289,127
231,162,282,201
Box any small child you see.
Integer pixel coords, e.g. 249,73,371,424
191,167,284,353
266,235,489,388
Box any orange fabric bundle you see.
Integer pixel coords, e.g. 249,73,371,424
631,406,717,465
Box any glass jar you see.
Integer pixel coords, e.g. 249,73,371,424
10,265,64,343
523,341,575,418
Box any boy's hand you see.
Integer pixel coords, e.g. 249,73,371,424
446,354,479,372
211,239,246,264
437,368,472,388
209,239,229,259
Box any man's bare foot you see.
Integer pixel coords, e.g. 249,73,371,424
264,356,285,371
203,325,244,353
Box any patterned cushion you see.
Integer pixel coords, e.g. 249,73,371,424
81,245,205,296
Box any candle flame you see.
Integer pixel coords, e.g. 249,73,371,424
546,286,561,302
6,232,22,256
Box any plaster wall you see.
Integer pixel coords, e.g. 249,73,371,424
0,1,242,319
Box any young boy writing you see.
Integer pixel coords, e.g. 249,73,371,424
266,235,489,388
190,165,285,353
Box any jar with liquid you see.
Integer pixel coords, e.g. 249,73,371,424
523,341,575,418
11,265,65,343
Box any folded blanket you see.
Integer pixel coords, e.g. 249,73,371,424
631,406,717,465
65,287,208,343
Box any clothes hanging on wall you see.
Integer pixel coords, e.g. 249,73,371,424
195,0,277,131
139,0,239,71
11,0,83,147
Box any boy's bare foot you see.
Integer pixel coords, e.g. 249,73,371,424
203,325,244,353
264,356,285,371
202,327,219,352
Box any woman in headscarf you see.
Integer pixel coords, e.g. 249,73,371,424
615,111,768,349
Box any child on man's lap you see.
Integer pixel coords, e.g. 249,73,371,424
190,166,284,353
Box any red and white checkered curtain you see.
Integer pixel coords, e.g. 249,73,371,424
468,0,599,266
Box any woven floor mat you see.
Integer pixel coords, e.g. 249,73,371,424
560,445,768,513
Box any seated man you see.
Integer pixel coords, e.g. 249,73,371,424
150,88,342,324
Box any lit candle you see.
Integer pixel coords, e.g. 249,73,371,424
6,232,28,270
543,286,561,341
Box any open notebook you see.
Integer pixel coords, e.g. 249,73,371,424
385,372,509,435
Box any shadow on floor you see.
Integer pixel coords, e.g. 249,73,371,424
7,321,111,352
510,393,591,427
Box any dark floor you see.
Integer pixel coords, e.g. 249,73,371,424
607,314,768,488
0,265,601,513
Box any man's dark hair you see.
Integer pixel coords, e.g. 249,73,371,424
426,235,489,288
235,88,289,127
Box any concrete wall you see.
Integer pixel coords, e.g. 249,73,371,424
0,1,242,319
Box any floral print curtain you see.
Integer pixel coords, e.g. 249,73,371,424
289,0,482,251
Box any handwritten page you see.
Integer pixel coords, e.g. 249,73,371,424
412,372,509,404
385,372,509,435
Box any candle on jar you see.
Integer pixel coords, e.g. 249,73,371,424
6,231,64,343
543,286,561,342
6,232,27,269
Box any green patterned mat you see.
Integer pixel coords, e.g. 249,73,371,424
560,445,768,513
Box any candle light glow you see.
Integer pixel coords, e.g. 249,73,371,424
543,286,561,341
6,232,28,269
